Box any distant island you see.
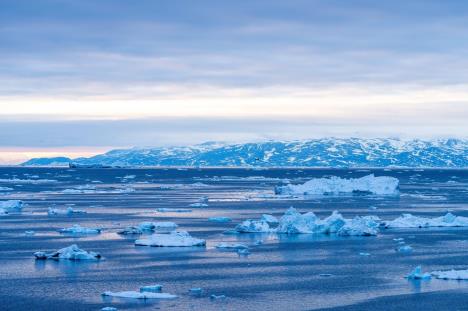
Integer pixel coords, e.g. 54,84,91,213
21,138,468,168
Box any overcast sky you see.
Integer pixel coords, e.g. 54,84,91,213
1,0,467,163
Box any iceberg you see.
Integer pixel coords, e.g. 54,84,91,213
0,200,24,212
58,224,101,234
48,207,86,216
275,174,399,196
406,266,431,280
135,231,206,247
34,244,101,261
118,222,177,235
140,284,162,293
261,214,279,226
101,307,117,311
189,203,208,207
384,212,468,228
102,291,176,299
215,243,249,249
397,245,413,253
234,207,379,236
431,269,468,280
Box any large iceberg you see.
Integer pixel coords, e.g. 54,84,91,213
135,231,206,247
275,174,399,196
34,244,101,261
384,213,468,228
234,207,380,236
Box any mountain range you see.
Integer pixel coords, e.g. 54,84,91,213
21,138,468,168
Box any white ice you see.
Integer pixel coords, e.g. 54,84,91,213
0,200,24,212
119,221,177,235
208,217,232,223
406,266,431,280
58,224,101,234
34,244,101,261
275,174,399,196
135,231,206,247
102,291,176,299
48,207,86,215
215,243,249,249
431,269,468,280
140,285,163,293
384,212,468,228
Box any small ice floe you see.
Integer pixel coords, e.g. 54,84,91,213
101,307,117,311
198,195,209,203
58,224,101,235
118,222,177,235
156,208,192,213
275,174,399,196
210,294,226,300
0,186,13,191
135,231,206,247
0,200,24,212
189,287,203,297
0,178,57,184
319,273,333,277
397,245,413,253
359,252,371,256
215,243,249,249
48,207,86,216
102,291,176,299
24,230,35,236
208,217,232,223
34,244,101,261
140,284,162,293
189,203,208,207
406,266,431,280
393,238,405,242
431,269,468,280
234,207,380,236
384,213,468,228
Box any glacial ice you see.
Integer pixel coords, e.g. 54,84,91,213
135,231,206,247
58,224,101,234
261,214,279,226
397,245,413,253
48,207,86,215
384,212,468,228
0,200,24,212
102,291,176,299
431,269,468,280
118,222,178,235
215,243,249,249
406,266,431,280
234,207,379,236
140,285,163,293
101,307,117,311
275,174,399,196
34,244,101,261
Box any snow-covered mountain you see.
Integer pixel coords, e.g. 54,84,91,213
21,138,468,167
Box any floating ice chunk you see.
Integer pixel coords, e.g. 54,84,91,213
0,208,7,215
156,208,192,213
406,266,431,280
58,224,101,234
0,186,13,191
101,307,117,311
48,207,86,216
140,285,162,293
384,212,468,228
34,244,101,261
393,238,405,242
359,252,370,256
431,269,468,280
189,203,208,207
24,230,35,236
276,207,321,234
397,245,413,253
215,243,249,249
208,217,232,223
189,288,203,297
261,214,279,226
198,195,209,203
210,294,226,300
135,231,206,247
237,248,250,256
275,174,399,196
0,200,24,212
102,291,176,299
235,219,272,233
319,273,333,277
119,222,178,235
337,216,380,236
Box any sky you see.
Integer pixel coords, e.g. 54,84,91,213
1,0,468,163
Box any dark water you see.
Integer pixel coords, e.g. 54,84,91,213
1,167,468,311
